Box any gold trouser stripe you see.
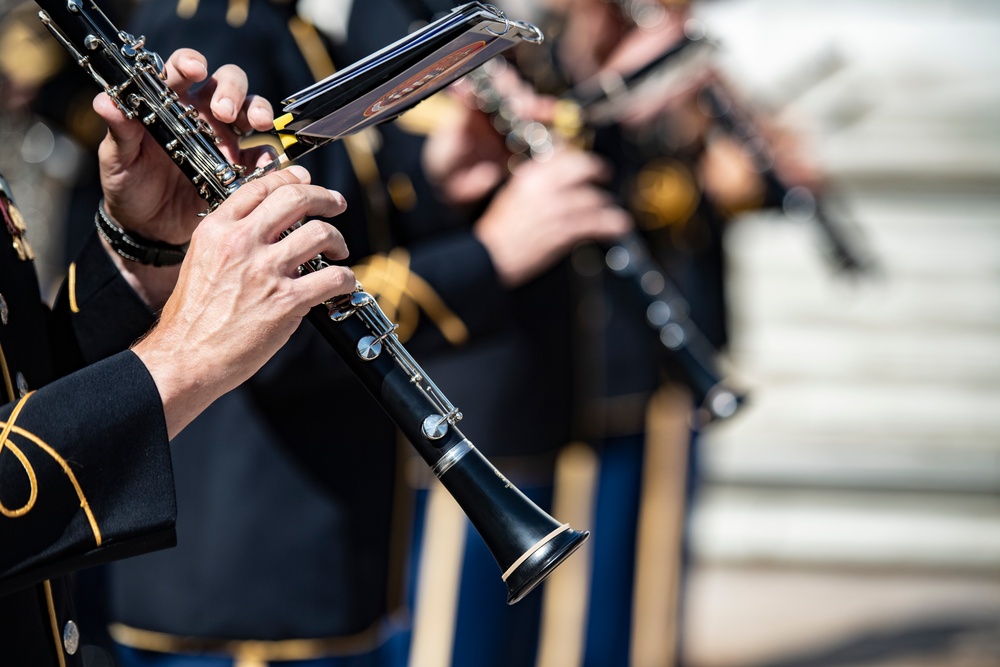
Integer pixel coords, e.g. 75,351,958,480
67,262,79,313
0,393,102,544
44,580,68,667
408,481,467,667
235,659,265,667
109,621,385,661
630,387,693,667
536,442,599,667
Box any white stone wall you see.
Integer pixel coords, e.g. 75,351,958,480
689,0,1000,571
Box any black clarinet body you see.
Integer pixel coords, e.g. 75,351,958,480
697,83,873,274
36,0,587,605
602,231,742,423
308,299,586,604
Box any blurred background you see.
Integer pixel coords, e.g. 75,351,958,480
680,1,1000,665
2,0,998,665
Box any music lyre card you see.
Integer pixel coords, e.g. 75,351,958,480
273,2,542,160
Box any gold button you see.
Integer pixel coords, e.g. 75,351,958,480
63,619,80,655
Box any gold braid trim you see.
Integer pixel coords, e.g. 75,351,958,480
110,622,385,661
353,249,469,346
0,392,102,545
67,262,80,314
0,392,38,517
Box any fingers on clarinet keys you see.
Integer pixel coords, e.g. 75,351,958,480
229,122,251,138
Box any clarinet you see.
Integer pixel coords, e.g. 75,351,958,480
35,0,587,605
599,0,874,273
465,60,742,424
695,82,874,273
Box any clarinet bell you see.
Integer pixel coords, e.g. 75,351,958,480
502,521,590,605
434,441,590,605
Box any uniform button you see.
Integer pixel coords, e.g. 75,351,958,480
63,620,80,655
15,372,28,397
0,292,8,325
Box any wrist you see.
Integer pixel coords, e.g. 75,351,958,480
95,199,189,267
132,326,221,440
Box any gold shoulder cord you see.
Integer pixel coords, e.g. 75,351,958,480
354,249,469,346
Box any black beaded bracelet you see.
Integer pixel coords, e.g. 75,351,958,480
95,200,188,267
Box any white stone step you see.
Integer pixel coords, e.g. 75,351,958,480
689,486,1000,570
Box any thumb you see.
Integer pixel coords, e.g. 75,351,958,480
93,92,146,167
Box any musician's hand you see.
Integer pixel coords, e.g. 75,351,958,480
424,69,557,205
699,109,825,212
554,0,626,83
474,149,631,288
93,48,276,246
699,135,766,213
132,166,355,439
422,90,509,206
596,12,717,129
765,122,826,194
600,6,689,76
